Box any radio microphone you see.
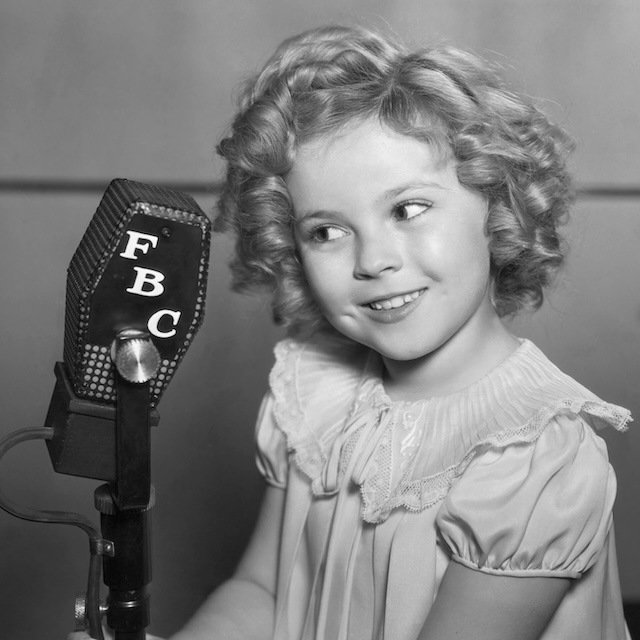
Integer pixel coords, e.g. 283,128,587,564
46,178,210,485
40,178,211,640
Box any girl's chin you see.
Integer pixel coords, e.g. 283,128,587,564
363,340,441,364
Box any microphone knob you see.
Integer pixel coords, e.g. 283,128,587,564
111,329,161,384
74,592,88,631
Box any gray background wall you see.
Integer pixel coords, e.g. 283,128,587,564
1,1,639,638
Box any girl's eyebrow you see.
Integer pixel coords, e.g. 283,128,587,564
378,181,447,202
294,209,344,224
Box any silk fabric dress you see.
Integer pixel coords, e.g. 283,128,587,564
255,333,631,639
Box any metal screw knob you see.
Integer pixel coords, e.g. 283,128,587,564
110,329,161,383
74,592,88,631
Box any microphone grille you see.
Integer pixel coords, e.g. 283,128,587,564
64,179,211,406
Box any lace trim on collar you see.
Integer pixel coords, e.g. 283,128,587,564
269,336,631,523
357,397,629,523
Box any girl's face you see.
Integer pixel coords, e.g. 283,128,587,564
287,119,499,368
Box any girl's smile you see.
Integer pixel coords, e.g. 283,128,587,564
287,119,518,399
362,287,427,324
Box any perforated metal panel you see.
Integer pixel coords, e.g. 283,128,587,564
64,179,211,406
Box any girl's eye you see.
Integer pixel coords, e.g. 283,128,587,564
310,225,349,243
393,201,432,222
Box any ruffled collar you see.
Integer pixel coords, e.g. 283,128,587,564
269,333,631,523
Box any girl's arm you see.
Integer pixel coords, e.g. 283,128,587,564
169,484,285,640
418,561,571,640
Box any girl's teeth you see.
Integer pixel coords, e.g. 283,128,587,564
369,290,422,311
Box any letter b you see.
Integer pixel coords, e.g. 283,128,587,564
127,267,165,297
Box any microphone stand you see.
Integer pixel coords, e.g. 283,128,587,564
93,329,159,640
44,329,160,639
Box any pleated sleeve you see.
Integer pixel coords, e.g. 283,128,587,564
255,392,289,488
436,412,617,579
254,334,372,491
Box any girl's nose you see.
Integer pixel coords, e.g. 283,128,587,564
353,233,403,279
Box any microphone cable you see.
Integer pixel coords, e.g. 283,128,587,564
0,427,105,640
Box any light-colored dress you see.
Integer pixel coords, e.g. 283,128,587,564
255,332,632,639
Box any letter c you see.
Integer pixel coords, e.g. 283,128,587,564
148,309,181,338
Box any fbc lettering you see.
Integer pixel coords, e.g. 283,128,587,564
119,229,181,339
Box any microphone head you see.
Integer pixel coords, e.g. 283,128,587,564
64,179,211,406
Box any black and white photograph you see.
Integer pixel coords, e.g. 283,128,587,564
1,1,639,639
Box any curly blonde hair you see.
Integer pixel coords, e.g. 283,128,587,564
215,25,575,335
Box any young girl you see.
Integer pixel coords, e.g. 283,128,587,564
72,24,632,640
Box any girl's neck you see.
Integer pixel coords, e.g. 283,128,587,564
381,316,520,403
